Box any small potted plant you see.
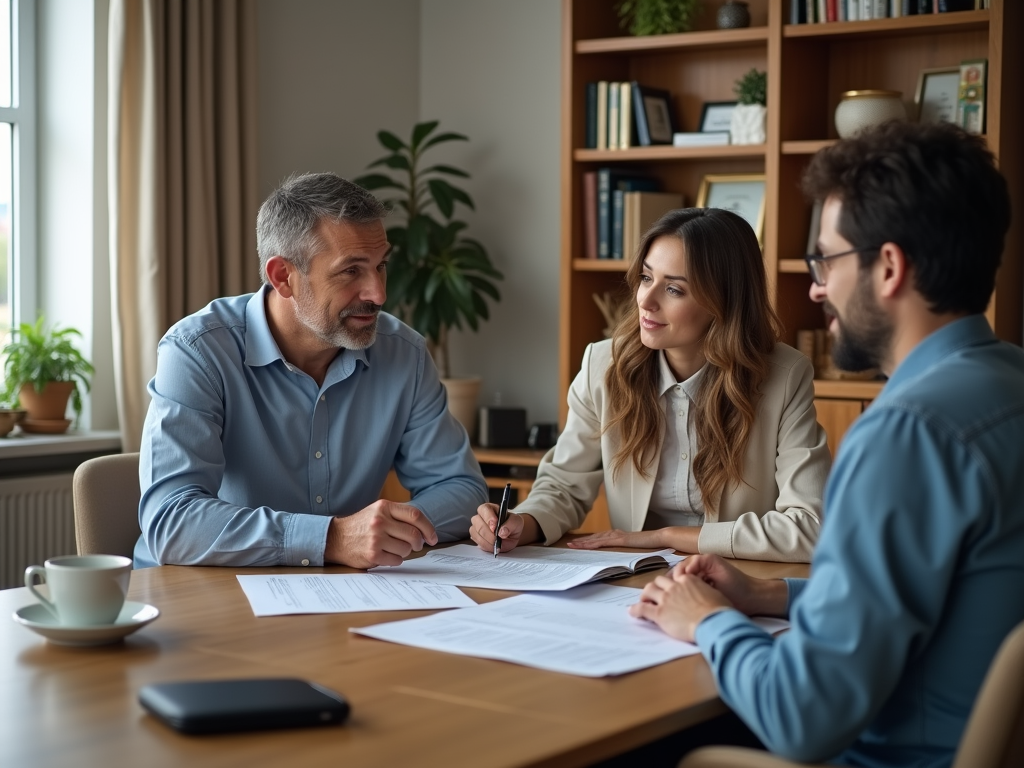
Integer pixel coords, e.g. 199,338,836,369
2,317,94,433
731,68,767,145
615,0,704,35
354,121,503,438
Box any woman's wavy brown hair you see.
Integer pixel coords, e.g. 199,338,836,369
605,207,782,512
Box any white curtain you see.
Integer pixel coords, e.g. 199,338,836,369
108,0,258,450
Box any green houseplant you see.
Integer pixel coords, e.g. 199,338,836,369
353,120,503,382
2,317,94,432
616,0,703,36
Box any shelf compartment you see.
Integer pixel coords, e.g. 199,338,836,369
784,9,988,40
813,379,885,400
573,259,630,272
577,27,768,55
575,144,766,162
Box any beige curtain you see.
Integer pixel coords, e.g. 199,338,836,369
108,0,258,450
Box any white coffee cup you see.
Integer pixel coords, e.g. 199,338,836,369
24,554,132,626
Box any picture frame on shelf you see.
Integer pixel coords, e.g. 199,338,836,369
695,174,766,244
636,87,674,145
914,67,961,125
699,101,737,133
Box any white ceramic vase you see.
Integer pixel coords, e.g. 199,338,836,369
834,90,906,139
730,103,766,145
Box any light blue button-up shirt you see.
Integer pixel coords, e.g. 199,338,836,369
694,315,1024,767
134,288,487,568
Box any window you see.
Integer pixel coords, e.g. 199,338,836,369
0,0,36,359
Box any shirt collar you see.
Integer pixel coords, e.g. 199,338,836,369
657,351,706,398
243,286,372,372
882,314,996,396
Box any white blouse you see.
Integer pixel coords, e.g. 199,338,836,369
644,352,706,530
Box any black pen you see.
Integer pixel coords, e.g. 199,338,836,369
493,483,512,558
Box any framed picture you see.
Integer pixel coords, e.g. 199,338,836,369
635,86,674,145
695,174,766,244
699,101,737,133
915,66,961,125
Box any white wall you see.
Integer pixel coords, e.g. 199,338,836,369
37,0,116,429
419,0,562,424
257,0,564,426
256,0,422,200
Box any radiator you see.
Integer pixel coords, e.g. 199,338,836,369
0,473,76,590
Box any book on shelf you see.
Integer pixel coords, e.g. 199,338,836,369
618,82,632,150
672,131,730,147
596,169,658,259
585,82,597,149
622,192,685,264
582,171,598,260
596,81,609,150
611,178,662,259
790,0,808,23
608,83,620,151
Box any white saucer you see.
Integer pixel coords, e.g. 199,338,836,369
12,601,160,646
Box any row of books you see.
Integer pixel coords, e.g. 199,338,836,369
584,81,673,150
581,169,683,260
791,0,984,23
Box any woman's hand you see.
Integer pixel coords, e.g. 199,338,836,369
567,528,667,550
469,504,540,553
677,554,789,617
567,526,700,553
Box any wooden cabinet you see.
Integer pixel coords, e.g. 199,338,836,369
560,0,1022,452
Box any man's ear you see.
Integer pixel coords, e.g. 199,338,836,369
265,256,296,299
875,242,910,300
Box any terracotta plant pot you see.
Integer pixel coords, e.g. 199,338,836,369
18,381,76,421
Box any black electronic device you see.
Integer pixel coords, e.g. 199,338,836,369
138,678,350,734
478,407,527,448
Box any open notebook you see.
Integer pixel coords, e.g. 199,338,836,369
371,544,684,592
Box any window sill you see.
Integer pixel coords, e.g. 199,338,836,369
0,430,122,477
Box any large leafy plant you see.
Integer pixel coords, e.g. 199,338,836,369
2,317,94,419
616,0,703,36
353,121,502,380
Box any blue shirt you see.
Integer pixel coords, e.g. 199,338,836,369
134,288,487,568
694,315,1024,767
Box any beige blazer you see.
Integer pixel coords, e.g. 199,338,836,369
517,340,831,562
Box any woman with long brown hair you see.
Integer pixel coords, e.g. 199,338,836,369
469,208,830,562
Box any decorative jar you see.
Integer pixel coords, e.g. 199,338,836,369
834,90,906,139
717,1,751,29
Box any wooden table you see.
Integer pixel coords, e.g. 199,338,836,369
1,553,807,768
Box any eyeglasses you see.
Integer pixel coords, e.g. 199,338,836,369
804,247,879,286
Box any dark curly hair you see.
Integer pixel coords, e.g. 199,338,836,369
802,121,1010,315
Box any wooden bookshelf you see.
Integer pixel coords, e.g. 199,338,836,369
561,0,1023,452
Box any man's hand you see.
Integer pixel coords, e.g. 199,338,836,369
325,500,438,569
628,571,733,643
677,554,789,618
469,504,540,553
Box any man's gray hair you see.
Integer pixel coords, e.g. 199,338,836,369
256,172,387,284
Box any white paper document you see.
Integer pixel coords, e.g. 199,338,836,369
373,544,684,591
236,573,476,617
352,594,700,676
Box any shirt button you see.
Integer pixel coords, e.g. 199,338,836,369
301,558,309,566
315,451,322,459
320,395,326,402
681,453,688,460
316,495,323,503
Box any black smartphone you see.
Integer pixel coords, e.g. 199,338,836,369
138,678,350,735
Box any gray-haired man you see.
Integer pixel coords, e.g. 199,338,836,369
134,172,487,569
